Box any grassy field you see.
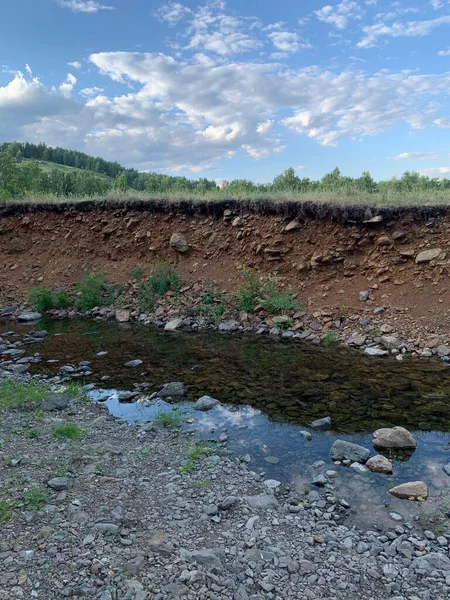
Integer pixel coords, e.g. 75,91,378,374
4,187,450,208
22,159,113,180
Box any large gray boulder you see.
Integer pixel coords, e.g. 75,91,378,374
415,248,442,264
170,233,189,253
411,553,450,572
18,312,42,322
372,426,417,450
330,439,371,464
41,394,71,411
311,416,331,429
157,382,186,399
194,395,220,411
366,455,393,474
389,481,428,500
244,494,279,510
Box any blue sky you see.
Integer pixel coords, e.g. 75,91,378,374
1,0,450,182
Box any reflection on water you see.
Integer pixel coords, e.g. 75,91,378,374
3,318,450,528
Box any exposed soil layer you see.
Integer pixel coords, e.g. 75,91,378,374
1,201,450,344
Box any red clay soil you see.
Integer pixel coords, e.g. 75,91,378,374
1,205,450,345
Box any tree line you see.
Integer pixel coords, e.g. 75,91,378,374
1,140,450,200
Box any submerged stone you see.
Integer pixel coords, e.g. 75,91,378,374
194,395,220,411
311,416,331,429
330,439,371,464
389,481,428,500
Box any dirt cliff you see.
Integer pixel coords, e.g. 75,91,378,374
1,200,450,345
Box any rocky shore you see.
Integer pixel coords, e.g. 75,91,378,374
1,381,450,600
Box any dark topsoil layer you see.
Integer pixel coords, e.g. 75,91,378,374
1,198,449,224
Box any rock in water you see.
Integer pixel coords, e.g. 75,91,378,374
170,233,189,253
165,318,183,331
389,481,428,500
330,439,371,463
124,359,143,368
115,309,130,322
194,395,220,411
311,416,331,429
443,463,450,476
364,347,389,357
157,382,186,398
366,455,393,474
372,426,417,450
18,312,42,322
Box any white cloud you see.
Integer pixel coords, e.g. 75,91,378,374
358,15,450,48
25,64,32,76
155,2,191,26
392,152,441,160
80,86,104,97
433,117,450,127
55,0,114,13
268,31,306,53
375,7,419,21
418,166,450,178
59,73,77,98
68,61,82,69
438,48,450,56
315,1,363,30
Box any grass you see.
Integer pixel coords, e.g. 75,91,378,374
179,440,216,474
6,187,450,207
0,379,51,410
29,286,71,312
138,262,180,312
0,380,85,411
236,268,300,314
21,486,50,510
52,423,84,440
0,484,51,523
154,407,184,428
0,498,13,524
75,273,110,311
131,265,144,282
196,283,227,325
322,331,339,346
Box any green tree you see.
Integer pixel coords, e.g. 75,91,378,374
114,173,127,192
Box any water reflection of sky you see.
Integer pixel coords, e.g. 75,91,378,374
3,317,450,530
91,388,450,529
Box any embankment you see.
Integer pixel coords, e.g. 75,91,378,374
1,199,450,349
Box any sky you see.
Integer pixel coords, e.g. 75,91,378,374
1,1,450,182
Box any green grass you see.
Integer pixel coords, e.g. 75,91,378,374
131,265,144,282
322,331,339,346
0,498,13,524
7,186,450,207
236,269,300,314
28,286,72,312
179,440,216,474
154,408,184,428
0,380,51,410
75,273,108,311
26,429,40,439
196,284,227,325
52,423,84,440
21,486,50,510
138,262,180,312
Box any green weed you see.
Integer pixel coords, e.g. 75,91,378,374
131,266,144,281
179,441,216,474
236,269,300,314
154,408,184,428
21,486,50,510
196,283,227,324
0,498,13,524
138,262,179,311
26,429,40,439
28,287,72,312
0,380,50,410
52,423,84,440
322,331,339,346
75,273,107,311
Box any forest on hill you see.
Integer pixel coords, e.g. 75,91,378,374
1,140,450,202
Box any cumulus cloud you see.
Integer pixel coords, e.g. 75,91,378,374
391,152,441,160
268,31,305,53
315,1,363,30
80,86,104,97
438,48,450,56
358,15,450,48
55,0,114,12
155,2,192,26
418,166,450,178
68,61,82,69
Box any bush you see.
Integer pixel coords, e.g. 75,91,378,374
236,269,300,314
138,262,179,312
29,287,72,312
131,266,144,281
29,287,54,312
75,273,106,311
196,283,226,324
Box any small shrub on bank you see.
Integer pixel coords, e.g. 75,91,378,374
52,423,84,440
196,283,227,324
131,265,144,282
29,287,72,312
154,408,184,427
236,269,300,314
75,273,107,311
322,331,338,346
138,262,179,312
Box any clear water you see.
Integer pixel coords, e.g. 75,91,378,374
3,318,450,529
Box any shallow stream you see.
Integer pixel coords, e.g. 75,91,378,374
3,318,450,528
